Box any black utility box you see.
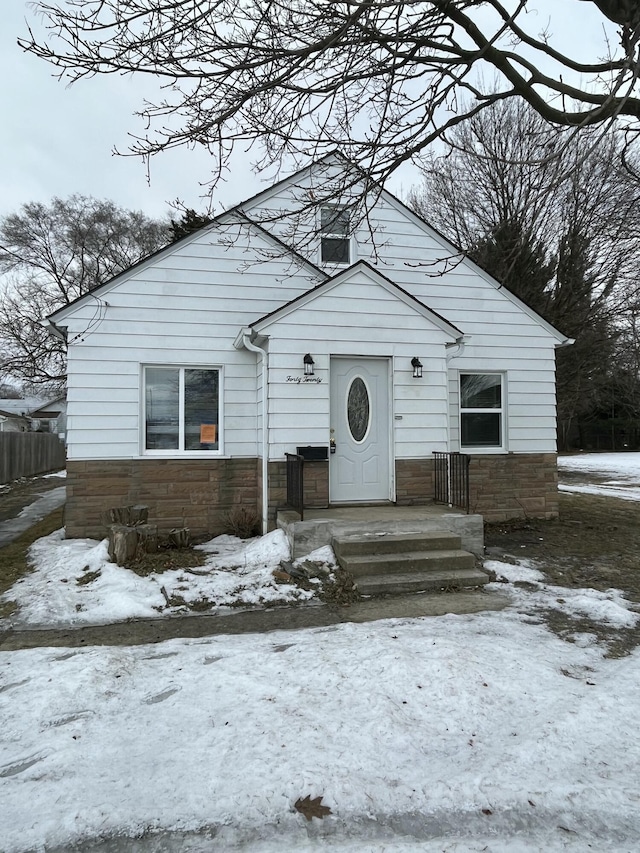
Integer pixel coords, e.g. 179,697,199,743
296,445,329,461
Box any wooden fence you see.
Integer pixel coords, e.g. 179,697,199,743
0,432,66,484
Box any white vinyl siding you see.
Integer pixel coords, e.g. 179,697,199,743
61,221,322,460
258,268,453,460
246,169,561,455
59,160,563,465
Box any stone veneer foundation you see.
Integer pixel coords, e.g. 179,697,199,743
468,453,559,521
65,458,259,540
396,453,559,521
65,453,558,539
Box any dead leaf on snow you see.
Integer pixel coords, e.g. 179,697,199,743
294,794,332,821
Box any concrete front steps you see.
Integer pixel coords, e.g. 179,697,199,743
331,529,490,596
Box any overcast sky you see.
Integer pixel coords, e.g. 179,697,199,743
1,2,263,222
1,2,612,224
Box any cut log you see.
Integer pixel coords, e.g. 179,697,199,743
104,505,150,526
136,523,158,554
107,524,139,565
169,527,191,549
130,505,149,524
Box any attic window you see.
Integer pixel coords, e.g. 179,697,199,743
320,206,350,264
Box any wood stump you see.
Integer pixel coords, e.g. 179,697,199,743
107,523,158,564
169,527,191,549
103,505,149,526
105,504,157,564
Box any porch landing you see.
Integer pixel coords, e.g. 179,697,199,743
277,504,484,560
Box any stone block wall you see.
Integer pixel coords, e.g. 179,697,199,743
395,459,435,505
468,453,559,521
65,452,558,540
66,458,259,539
397,453,558,520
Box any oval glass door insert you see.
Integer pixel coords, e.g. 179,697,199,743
347,377,370,442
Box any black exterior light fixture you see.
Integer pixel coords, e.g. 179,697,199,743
411,357,423,379
303,353,315,376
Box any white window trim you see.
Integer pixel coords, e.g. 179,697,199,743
142,364,223,457
319,205,355,267
459,371,507,453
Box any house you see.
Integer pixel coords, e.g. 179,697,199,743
45,155,571,541
0,396,66,435
28,397,67,439
0,408,30,432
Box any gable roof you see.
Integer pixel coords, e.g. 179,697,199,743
245,260,463,340
239,151,571,347
0,408,30,422
46,150,571,347
0,397,49,416
46,211,325,326
30,398,66,417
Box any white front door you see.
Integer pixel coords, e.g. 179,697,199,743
329,357,391,503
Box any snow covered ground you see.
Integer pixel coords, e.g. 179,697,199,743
558,451,640,501
2,454,640,851
5,529,326,629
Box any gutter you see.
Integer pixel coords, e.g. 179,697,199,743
40,318,67,342
445,334,469,363
234,328,270,535
556,337,575,348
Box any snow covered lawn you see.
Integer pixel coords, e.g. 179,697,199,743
2,530,334,629
559,451,640,501
2,453,640,850
2,602,640,852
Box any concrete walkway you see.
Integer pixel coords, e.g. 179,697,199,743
0,485,66,547
0,589,509,651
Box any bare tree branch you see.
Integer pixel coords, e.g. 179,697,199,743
406,98,640,447
18,1,640,204
0,196,169,386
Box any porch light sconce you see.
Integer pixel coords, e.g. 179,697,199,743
411,357,423,379
303,353,315,376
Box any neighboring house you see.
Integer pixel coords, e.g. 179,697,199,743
0,408,30,432
0,396,66,436
46,155,571,540
29,397,67,438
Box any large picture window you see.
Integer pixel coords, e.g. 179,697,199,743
460,373,503,449
144,367,220,453
320,205,350,264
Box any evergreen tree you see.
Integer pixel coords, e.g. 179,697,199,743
470,218,556,320
169,209,213,242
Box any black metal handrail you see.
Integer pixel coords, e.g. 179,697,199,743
285,452,305,519
433,451,470,513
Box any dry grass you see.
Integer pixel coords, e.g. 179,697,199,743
485,492,640,656
486,492,640,601
124,547,207,577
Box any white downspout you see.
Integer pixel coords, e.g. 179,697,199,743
445,336,469,451
242,333,270,535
